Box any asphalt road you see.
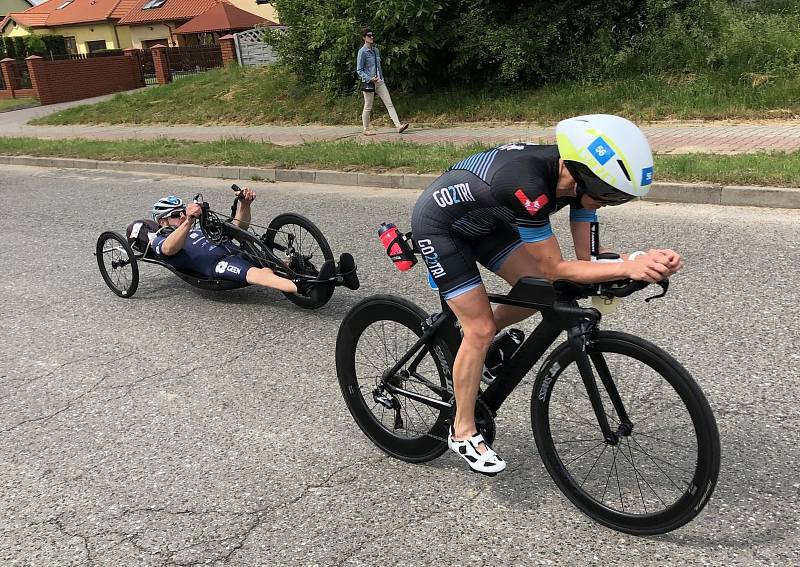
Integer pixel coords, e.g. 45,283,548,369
1,165,798,566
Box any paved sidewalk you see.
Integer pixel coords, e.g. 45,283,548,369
2,96,800,153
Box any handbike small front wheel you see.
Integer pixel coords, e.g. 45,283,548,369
531,330,720,535
96,231,139,298
336,295,454,463
264,213,334,309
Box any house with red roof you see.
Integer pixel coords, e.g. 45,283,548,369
1,0,278,52
117,0,276,49
1,0,140,54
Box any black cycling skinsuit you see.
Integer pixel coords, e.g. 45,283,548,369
411,143,597,300
151,229,254,282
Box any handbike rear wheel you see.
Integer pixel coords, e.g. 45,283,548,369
336,295,453,463
532,331,720,535
264,213,334,309
96,231,139,298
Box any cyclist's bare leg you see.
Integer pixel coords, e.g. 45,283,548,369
446,284,496,453
492,245,542,329
245,267,298,293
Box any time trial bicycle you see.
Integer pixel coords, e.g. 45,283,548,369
335,239,720,535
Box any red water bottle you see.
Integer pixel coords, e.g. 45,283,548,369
378,222,415,271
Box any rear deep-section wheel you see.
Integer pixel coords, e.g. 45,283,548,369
532,331,720,535
264,213,334,309
96,231,139,298
336,295,454,463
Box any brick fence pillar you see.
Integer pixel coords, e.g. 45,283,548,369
219,34,238,66
25,55,48,103
123,48,145,88
0,58,18,96
150,44,171,85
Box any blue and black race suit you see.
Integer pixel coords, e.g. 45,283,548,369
151,229,254,283
411,143,597,300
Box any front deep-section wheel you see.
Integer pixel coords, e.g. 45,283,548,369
264,213,334,309
532,331,720,535
336,295,454,463
96,231,139,298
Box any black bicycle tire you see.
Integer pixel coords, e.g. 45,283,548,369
336,295,453,463
531,330,720,535
264,213,334,309
96,231,139,298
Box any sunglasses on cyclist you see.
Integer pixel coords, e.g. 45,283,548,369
565,162,635,206
366,33,374,38
160,208,186,219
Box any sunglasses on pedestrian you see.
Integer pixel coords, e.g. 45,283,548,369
366,33,374,38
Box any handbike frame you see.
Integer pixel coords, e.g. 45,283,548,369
196,201,340,286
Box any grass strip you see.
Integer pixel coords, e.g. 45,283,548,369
0,98,38,113
1,137,799,187
31,66,800,127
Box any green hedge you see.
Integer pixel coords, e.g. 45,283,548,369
265,0,800,93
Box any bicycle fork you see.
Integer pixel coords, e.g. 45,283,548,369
568,324,633,445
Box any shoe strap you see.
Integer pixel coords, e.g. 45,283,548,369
468,432,486,446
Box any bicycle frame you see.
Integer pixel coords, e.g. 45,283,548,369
380,276,634,445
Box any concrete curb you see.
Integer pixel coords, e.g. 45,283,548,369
2,155,798,209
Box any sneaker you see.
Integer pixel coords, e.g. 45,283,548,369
481,328,525,385
363,130,377,136
398,123,409,134
447,425,506,476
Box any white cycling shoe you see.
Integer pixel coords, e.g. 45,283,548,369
447,426,506,476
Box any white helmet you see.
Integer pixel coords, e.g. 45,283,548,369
151,195,185,220
556,114,654,204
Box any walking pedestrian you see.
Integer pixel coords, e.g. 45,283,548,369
356,27,409,136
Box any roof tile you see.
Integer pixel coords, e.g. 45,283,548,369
117,0,218,25
8,0,138,27
174,2,270,34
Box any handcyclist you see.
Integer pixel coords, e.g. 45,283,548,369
150,187,332,299
410,114,683,476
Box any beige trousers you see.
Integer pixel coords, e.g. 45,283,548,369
362,80,401,131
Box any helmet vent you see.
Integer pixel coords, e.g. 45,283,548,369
616,159,631,181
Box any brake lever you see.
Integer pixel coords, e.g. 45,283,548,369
644,279,669,302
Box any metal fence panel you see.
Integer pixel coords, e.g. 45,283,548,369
165,45,223,79
13,59,31,89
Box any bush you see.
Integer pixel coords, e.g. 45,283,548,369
4,37,17,59
266,0,800,93
40,34,68,58
266,0,451,93
24,35,46,57
13,37,27,59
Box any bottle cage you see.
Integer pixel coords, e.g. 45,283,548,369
385,231,418,267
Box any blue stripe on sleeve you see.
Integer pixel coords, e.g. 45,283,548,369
569,208,598,223
518,223,554,243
